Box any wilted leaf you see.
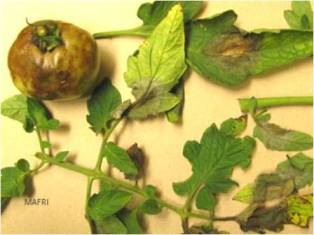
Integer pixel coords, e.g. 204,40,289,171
125,143,146,180
254,123,313,151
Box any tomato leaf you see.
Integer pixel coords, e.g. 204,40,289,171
128,93,180,119
90,215,127,234
1,95,29,124
187,11,313,87
103,142,138,176
232,183,255,204
139,199,162,215
125,143,146,180
15,159,30,172
1,94,60,132
254,122,313,151
86,80,122,134
1,166,28,198
284,1,313,30
238,204,288,233
234,153,313,204
166,79,185,123
55,151,69,163
125,5,186,119
173,124,255,211
220,115,247,137
87,190,132,219
117,208,143,234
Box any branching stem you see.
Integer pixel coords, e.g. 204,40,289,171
35,152,235,223
30,128,53,174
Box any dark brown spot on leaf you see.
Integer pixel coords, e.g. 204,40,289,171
125,143,146,180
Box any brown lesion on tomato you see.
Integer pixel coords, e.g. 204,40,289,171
56,71,70,88
218,34,259,57
203,32,261,59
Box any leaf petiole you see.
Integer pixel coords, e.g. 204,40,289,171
93,26,151,39
239,96,313,113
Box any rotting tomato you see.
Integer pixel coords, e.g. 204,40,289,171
8,20,101,100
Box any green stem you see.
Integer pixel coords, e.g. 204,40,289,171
181,187,200,232
35,152,221,222
35,129,45,154
85,119,122,219
93,26,151,39
239,96,313,113
31,129,53,174
30,162,45,174
85,177,94,214
95,119,122,170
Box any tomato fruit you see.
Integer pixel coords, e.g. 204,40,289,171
8,20,101,100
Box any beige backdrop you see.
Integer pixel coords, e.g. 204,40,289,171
0,0,313,234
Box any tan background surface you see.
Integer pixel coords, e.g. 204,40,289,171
0,0,313,234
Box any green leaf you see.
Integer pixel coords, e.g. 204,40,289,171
254,111,271,123
1,167,28,198
284,1,313,30
233,184,254,204
138,1,203,31
128,93,180,119
55,151,69,162
40,140,52,149
253,122,313,151
118,209,143,234
103,142,138,176
173,124,255,211
86,80,122,134
287,194,313,228
187,11,313,87
91,215,127,234
220,115,247,137
87,190,132,219
27,98,59,131
15,159,30,172
139,199,162,215
23,116,34,132
144,185,158,198
1,95,59,132
166,79,185,123
125,5,186,119
1,95,29,124
195,187,217,211
40,119,60,130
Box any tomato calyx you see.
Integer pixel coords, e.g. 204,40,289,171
28,20,63,52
